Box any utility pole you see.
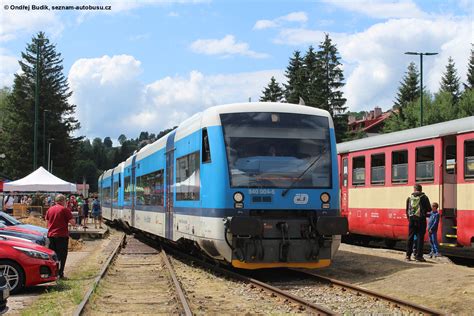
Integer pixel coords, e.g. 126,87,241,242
404,51,438,126
33,37,43,170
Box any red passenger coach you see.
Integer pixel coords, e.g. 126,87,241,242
337,116,474,249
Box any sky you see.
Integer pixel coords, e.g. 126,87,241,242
0,0,472,142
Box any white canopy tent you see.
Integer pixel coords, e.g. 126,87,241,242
3,167,77,192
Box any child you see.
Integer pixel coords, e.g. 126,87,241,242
428,202,440,258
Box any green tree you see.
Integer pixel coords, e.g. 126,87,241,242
260,76,284,102
384,62,420,133
284,51,306,104
439,56,461,104
465,47,474,90
316,34,347,141
458,88,474,117
103,137,113,148
302,45,320,107
118,134,127,145
0,32,80,180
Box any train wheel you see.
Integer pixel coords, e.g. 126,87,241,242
384,239,397,249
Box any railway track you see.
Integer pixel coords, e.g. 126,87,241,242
165,242,444,315
74,228,443,315
73,234,191,316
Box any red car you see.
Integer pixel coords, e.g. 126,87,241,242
0,236,59,293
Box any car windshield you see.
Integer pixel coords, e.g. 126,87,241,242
220,112,331,188
0,211,21,225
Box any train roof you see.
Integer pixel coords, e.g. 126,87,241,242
132,102,333,161
103,169,113,179
337,116,474,154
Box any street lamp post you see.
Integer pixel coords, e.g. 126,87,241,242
43,109,50,167
404,51,438,127
33,37,43,171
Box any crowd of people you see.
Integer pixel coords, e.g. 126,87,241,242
65,194,103,229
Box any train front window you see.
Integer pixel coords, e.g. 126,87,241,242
220,112,331,188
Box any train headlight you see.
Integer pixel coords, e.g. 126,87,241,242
233,192,244,203
320,192,330,203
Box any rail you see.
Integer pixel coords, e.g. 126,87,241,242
72,233,126,316
294,270,444,316
163,244,333,315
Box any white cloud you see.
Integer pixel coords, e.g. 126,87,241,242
190,35,269,58
0,55,19,87
0,7,64,42
254,11,308,30
68,54,284,139
271,16,471,112
322,0,427,19
168,11,180,17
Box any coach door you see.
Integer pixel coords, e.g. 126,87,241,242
131,156,137,227
340,157,349,216
165,131,176,240
441,136,457,245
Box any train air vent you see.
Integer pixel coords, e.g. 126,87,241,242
252,196,272,203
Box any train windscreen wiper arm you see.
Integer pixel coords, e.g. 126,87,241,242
281,147,327,197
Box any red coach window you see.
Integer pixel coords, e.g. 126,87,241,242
416,146,434,182
352,156,365,185
392,150,408,183
465,140,474,179
371,154,385,185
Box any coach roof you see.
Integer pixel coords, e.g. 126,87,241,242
174,102,333,141
337,116,474,154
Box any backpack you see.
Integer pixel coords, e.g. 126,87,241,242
408,194,424,217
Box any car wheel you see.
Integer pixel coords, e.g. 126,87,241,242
0,260,25,294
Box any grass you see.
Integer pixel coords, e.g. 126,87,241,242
20,234,119,316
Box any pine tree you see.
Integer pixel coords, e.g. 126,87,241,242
1,32,80,180
259,76,284,102
315,34,347,116
302,46,320,107
316,34,347,141
465,47,474,90
394,62,420,109
440,56,461,104
284,51,306,104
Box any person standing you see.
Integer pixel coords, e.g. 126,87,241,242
92,196,103,229
3,194,14,214
82,197,90,225
405,184,431,262
428,202,441,258
45,194,75,279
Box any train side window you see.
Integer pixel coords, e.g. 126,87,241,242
124,176,132,203
371,154,385,185
343,158,348,187
113,181,119,203
416,146,434,182
136,170,164,206
352,156,365,185
465,140,474,179
392,150,408,183
445,145,456,174
202,128,211,163
176,152,200,201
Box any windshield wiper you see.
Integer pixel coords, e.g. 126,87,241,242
281,147,327,197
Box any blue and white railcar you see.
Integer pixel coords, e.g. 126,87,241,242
100,169,113,221
100,102,347,269
111,162,124,222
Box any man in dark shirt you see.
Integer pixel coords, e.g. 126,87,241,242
45,194,75,279
405,184,431,262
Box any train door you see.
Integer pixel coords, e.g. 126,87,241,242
441,136,458,246
165,131,176,240
131,156,137,227
340,156,349,217
110,170,115,220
